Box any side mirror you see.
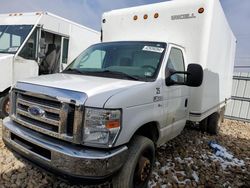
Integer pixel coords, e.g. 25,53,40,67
165,64,203,87
186,64,203,87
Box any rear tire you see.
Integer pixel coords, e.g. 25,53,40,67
199,117,208,133
0,94,10,119
112,136,155,188
207,112,221,135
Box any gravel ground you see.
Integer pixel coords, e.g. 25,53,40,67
0,119,250,188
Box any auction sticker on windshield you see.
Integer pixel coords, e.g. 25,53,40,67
142,46,164,53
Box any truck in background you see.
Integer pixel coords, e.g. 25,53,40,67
2,0,236,187
0,12,99,118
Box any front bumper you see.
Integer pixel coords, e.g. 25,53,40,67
2,118,128,179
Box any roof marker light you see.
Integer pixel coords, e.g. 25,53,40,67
154,13,159,19
133,15,138,21
198,8,205,14
143,14,148,20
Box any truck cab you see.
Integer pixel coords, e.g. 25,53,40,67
2,40,202,186
0,12,99,118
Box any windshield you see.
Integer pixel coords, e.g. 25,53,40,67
65,41,166,81
0,25,33,54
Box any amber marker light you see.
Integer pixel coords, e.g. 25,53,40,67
198,7,205,14
106,120,120,129
143,14,148,20
154,13,159,18
133,15,138,20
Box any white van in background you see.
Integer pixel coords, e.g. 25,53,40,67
0,12,99,118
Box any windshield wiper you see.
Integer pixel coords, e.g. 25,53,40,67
63,69,141,81
90,70,141,81
62,68,84,74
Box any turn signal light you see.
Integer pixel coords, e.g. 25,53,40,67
106,120,120,129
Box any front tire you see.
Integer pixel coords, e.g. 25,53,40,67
112,136,155,188
0,94,10,119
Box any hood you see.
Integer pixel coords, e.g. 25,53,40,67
0,53,14,60
19,73,144,107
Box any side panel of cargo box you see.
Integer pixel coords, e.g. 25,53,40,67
188,0,236,121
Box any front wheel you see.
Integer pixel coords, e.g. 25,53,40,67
0,94,10,119
112,136,155,188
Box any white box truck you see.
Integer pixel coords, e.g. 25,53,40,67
3,0,236,187
0,12,99,118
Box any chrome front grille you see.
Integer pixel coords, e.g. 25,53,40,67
11,88,84,144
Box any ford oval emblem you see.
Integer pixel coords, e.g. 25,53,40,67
28,106,45,117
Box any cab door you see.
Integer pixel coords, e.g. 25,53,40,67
14,28,39,84
162,45,189,140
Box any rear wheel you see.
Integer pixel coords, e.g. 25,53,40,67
199,117,208,133
0,94,10,119
207,112,221,135
112,136,155,188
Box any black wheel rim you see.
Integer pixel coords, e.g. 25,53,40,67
133,149,153,188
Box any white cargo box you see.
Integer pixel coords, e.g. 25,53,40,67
102,0,236,121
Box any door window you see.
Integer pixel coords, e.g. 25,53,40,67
19,29,38,60
62,38,69,64
166,47,185,82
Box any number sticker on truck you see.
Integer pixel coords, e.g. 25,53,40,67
142,46,164,53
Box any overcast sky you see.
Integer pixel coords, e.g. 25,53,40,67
0,0,249,70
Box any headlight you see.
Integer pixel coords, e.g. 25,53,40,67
83,108,121,147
